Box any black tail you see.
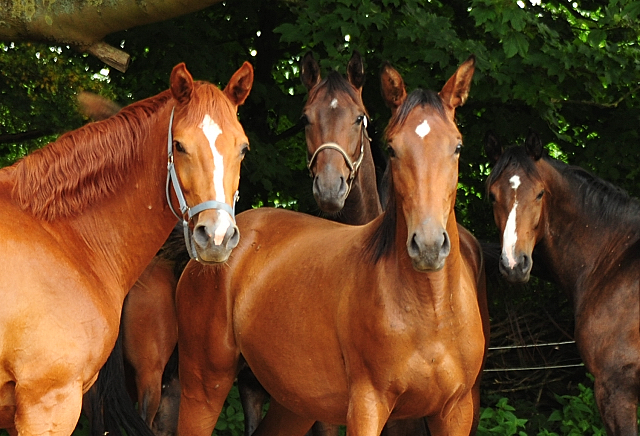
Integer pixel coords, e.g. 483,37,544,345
90,327,156,436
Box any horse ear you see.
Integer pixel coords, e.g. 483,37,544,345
170,62,194,106
484,131,503,165
301,52,321,91
224,61,254,107
380,62,407,114
525,129,543,161
347,50,365,90
439,55,475,110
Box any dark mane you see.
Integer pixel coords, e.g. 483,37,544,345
11,82,233,222
557,160,640,226
307,71,362,106
487,146,640,227
365,170,396,263
385,89,445,140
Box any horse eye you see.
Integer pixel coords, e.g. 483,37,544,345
174,140,185,153
387,145,396,158
301,114,310,126
489,192,496,203
240,143,250,157
355,115,365,125
454,142,463,155
536,190,545,200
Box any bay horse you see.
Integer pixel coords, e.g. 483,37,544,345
485,131,640,436
176,56,489,436
238,50,386,436
0,60,253,435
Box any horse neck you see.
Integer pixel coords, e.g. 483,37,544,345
338,139,382,225
537,160,640,301
389,204,462,309
50,108,177,303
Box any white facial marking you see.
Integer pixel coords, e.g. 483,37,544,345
415,120,431,139
200,114,233,245
502,175,521,268
330,98,339,109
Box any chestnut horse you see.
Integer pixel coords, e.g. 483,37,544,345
485,131,640,436
176,56,488,436
0,61,252,435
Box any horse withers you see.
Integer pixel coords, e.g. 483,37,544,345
0,61,252,436
176,56,488,436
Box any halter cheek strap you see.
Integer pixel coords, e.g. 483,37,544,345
306,115,370,196
165,107,239,260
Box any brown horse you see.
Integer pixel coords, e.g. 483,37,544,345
176,56,488,436
485,131,640,436
237,51,390,436
0,61,252,435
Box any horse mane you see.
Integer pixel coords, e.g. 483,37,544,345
11,82,234,222
487,146,640,228
557,160,640,227
307,71,363,108
366,89,447,263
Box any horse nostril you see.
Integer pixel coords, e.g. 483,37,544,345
193,224,210,246
520,254,531,272
440,231,451,257
337,176,347,198
226,225,240,249
409,233,420,256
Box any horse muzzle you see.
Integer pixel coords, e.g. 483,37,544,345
191,213,240,264
407,227,451,272
312,171,348,214
499,251,532,283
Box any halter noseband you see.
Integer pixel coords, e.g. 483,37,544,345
165,107,239,261
306,115,371,197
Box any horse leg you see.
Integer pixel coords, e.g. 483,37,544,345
424,392,474,436
345,386,391,436
237,364,269,436
14,381,83,436
309,421,341,436
380,419,428,436
136,366,164,426
252,398,314,436
594,376,638,436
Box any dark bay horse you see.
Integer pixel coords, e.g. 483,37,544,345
485,131,640,436
301,50,382,224
176,56,489,436
0,61,253,435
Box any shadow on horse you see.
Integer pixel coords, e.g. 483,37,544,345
176,56,489,436
0,61,252,436
485,130,640,436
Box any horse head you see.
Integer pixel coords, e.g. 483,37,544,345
301,51,369,214
380,56,475,272
485,130,546,282
167,62,253,263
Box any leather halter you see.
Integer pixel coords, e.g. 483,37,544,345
165,107,239,260
306,115,371,197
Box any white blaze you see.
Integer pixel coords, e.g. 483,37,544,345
330,98,339,109
502,175,521,268
415,120,431,138
200,114,232,245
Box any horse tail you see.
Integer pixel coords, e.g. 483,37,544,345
91,327,155,436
